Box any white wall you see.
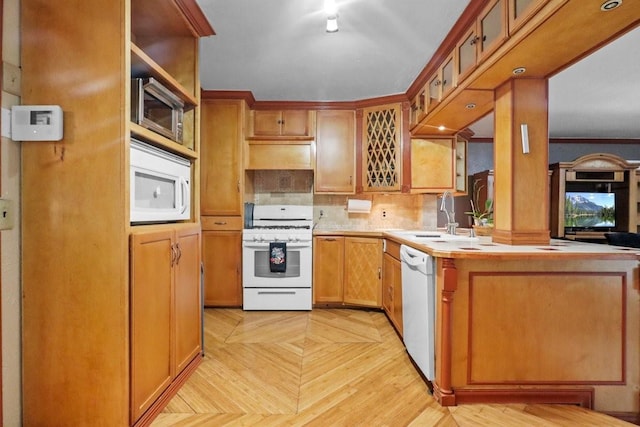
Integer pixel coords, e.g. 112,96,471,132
2,0,22,425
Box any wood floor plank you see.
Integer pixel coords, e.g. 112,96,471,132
155,308,636,426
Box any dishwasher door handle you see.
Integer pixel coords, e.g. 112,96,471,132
400,245,427,267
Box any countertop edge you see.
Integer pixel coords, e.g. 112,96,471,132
313,230,640,261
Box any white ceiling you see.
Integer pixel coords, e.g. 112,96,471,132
195,0,640,139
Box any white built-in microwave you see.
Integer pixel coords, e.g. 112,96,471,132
130,138,191,223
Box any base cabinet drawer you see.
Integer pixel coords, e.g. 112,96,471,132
243,288,312,310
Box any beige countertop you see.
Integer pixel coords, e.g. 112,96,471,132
313,229,640,261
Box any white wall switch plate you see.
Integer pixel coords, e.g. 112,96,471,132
0,199,14,230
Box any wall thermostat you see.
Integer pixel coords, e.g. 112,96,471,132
11,105,63,141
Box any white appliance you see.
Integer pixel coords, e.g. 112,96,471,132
130,138,191,223
400,244,436,381
242,204,313,310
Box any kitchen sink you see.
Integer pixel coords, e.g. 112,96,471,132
388,230,478,242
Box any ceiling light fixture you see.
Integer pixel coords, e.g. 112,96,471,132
438,125,446,131
324,0,339,33
600,0,622,11
512,67,526,75
326,15,339,33
465,103,476,109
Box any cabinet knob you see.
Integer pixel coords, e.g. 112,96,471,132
470,35,479,45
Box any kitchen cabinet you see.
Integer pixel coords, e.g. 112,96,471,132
250,110,314,138
173,226,203,374
456,0,507,83
313,236,382,308
427,52,455,112
130,224,202,422
344,237,383,307
201,99,245,216
202,227,242,307
315,110,356,194
509,0,545,34
362,103,402,192
410,89,427,129
21,1,211,425
410,135,467,194
313,236,345,303
200,97,245,307
382,240,403,336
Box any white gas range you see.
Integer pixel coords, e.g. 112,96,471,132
242,204,313,310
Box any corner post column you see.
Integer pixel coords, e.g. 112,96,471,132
433,257,457,406
492,78,550,245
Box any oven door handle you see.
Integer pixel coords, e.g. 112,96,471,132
243,242,311,249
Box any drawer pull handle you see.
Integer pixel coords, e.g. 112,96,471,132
214,221,227,225
258,291,296,295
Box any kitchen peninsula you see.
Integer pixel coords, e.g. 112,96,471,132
316,229,640,416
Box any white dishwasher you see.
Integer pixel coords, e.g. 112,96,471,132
400,244,436,381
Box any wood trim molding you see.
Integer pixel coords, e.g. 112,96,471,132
469,137,640,145
201,90,256,105
174,0,215,36
454,387,595,408
201,91,410,111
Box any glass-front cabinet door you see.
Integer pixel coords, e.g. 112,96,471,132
457,28,478,82
509,0,544,34
479,0,506,60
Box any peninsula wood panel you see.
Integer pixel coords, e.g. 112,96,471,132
439,257,640,414
468,272,625,384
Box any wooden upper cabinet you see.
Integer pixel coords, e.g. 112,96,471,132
315,110,356,194
479,0,507,59
362,103,402,192
427,52,455,112
455,0,507,84
509,0,545,34
410,138,455,193
409,133,467,194
251,110,313,137
410,89,427,128
200,99,244,216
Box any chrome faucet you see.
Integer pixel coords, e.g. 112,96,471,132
440,190,458,235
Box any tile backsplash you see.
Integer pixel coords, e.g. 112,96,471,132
249,170,440,230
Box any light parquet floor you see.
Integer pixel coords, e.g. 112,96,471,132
153,308,634,427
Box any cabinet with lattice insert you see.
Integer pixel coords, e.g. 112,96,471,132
344,237,383,307
313,236,382,308
362,103,402,192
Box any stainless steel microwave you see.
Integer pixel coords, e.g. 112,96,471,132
131,77,184,143
130,138,191,223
